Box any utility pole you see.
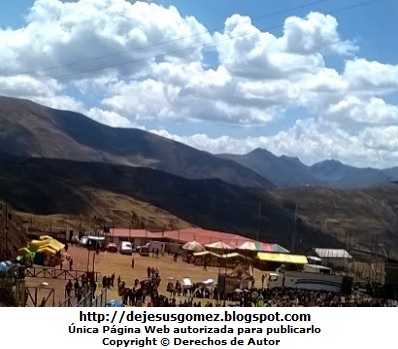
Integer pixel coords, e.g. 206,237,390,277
5,200,8,260
370,234,376,280
0,201,3,260
292,201,298,253
291,187,299,254
0,200,11,260
256,202,261,241
79,215,82,237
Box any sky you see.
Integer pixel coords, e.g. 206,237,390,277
0,0,398,168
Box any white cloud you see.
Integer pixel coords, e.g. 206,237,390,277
325,96,398,125
0,0,212,80
282,12,357,55
87,107,133,128
215,14,325,80
0,75,61,98
0,1,398,168
150,118,398,168
361,126,398,153
0,74,85,113
103,62,278,124
344,58,398,92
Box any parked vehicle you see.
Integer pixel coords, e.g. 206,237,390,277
119,241,133,255
148,241,166,255
267,270,353,294
79,236,88,246
138,245,150,256
106,243,118,253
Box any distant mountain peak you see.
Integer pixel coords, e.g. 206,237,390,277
323,159,343,164
248,147,274,156
279,154,302,164
312,159,345,170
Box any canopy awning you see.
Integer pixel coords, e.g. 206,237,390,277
238,241,289,253
219,252,252,260
257,252,308,264
182,240,205,252
205,241,233,250
193,251,221,258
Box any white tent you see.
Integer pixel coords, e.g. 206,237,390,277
182,278,192,288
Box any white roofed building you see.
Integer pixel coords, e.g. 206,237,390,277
311,248,353,270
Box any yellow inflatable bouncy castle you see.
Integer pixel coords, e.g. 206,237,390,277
18,236,65,260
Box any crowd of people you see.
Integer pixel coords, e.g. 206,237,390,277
64,272,116,304
111,262,398,307
230,287,398,307
64,275,95,303
57,243,398,308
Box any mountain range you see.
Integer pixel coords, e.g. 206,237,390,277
1,95,398,257
0,96,272,189
2,95,398,190
220,148,398,189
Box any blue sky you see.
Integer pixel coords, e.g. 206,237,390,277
0,0,398,167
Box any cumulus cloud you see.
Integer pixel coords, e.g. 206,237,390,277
102,62,277,124
0,0,398,167
215,14,325,80
344,58,398,92
0,0,211,80
282,12,357,55
150,119,398,168
0,74,85,113
325,96,398,125
87,107,133,128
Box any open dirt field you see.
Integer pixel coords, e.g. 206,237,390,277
25,245,264,306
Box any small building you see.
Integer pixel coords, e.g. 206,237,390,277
310,248,353,270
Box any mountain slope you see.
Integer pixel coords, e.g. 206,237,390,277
219,148,322,187
309,160,392,188
0,96,273,188
0,155,341,251
268,184,398,258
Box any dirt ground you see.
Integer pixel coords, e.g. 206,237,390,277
25,245,265,307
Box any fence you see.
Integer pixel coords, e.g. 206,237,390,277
75,288,108,307
25,286,55,307
26,267,101,281
58,296,73,307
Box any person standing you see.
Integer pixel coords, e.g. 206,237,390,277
65,280,73,298
203,259,208,271
76,287,82,302
74,279,80,297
